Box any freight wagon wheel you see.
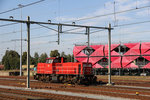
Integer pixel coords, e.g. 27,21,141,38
77,78,82,85
49,78,53,83
92,76,97,84
71,77,77,84
62,79,67,83
85,77,91,84
62,76,68,83
49,76,52,82
71,80,75,84
34,75,38,80
41,75,46,82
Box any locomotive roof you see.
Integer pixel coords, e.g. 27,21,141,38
46,57,56,60
46,57,63,60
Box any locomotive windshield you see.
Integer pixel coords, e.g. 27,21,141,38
83,63,92,67
46,59,53,63
46,57,62,63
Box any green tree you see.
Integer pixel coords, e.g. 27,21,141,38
50,50,60,57
30,56,35,65
39,53,48,63
61,52,66,57
66,54,71,62
71,54,74,62
65,54,74,62
2,50,20,70
22,51,35,65
34,52,39,66
22,52,27,65
60,52,74,62
61,51,68,58
4,58,10,70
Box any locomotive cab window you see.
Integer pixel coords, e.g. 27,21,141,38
46,59,53,63
63,58,67,62
53,58,61,63
83,63,92,67
88,64,92,67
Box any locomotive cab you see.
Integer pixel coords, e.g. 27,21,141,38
46,57,67,63
46,57,60,63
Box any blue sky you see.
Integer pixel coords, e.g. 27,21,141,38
0,0,150,60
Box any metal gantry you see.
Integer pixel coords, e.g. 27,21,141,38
0,17,113,88
26,16,30,88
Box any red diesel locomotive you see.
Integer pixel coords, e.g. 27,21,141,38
34,57,97,84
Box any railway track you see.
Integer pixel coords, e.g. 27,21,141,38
0,87,95,100
0,76,150,100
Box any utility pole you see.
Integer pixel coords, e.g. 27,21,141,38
18,4,23,76
86,27,90,46
86,27,90,63
27,16,30,88
113,1,117,26
58,25,60,45
107,23,112,85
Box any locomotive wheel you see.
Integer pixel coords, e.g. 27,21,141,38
42,75,46,82
93,76,97,82
92,76,97,84
77,78,82,85
34,75,38,80
38,75,42,81
71,77,77,84
58,76,64,83
45,76,50,82
49,77,53,82
62,76,67,83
